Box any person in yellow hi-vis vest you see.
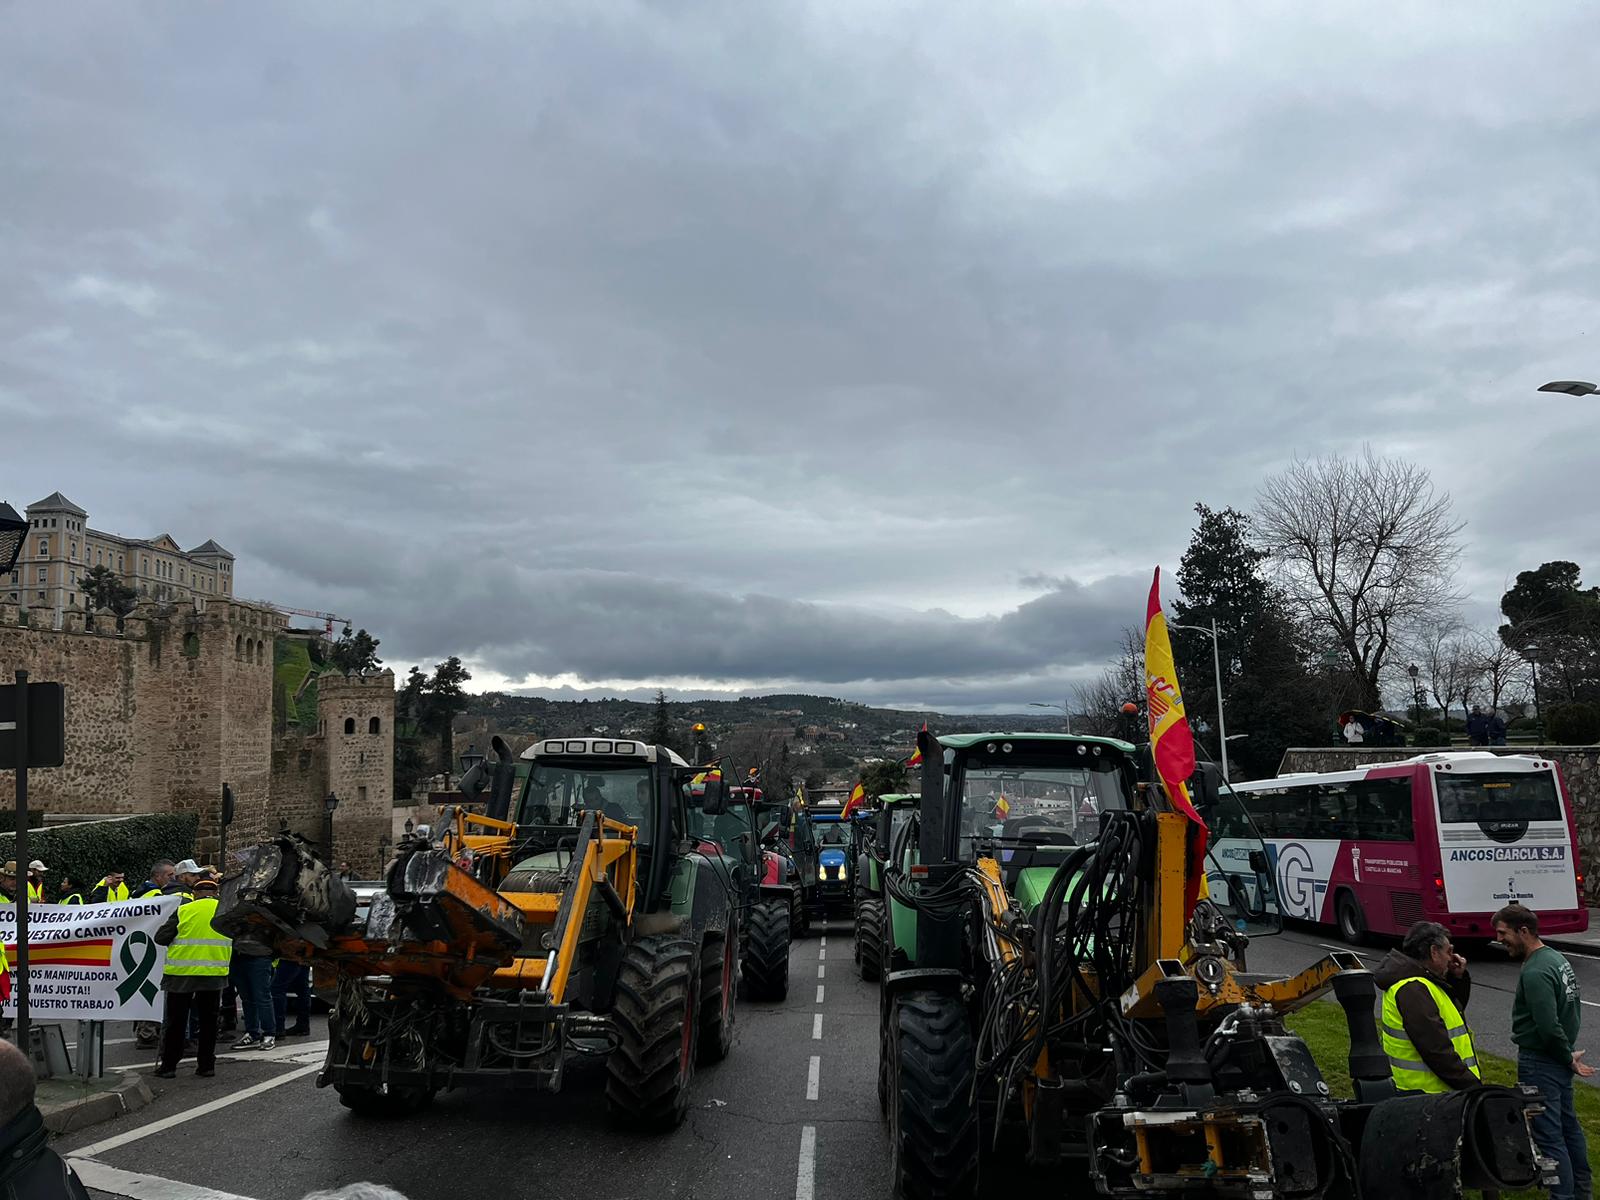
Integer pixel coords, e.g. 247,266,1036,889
1374,921,1480,1093
153,878,231,1079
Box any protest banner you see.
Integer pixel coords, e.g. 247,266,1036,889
0,897,180,1021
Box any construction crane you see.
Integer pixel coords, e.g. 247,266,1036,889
247,600,350,636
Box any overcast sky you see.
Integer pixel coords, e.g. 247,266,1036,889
5,3,1598,711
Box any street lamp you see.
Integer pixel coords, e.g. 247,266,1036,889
1028,700,1073,734
0,502,25,575
1538,380,1599,396
404,816,414,836
459,743,485,778
1407,663,1425,724
1170,617,1232,783
323,791,340,859
1523,644,1544,742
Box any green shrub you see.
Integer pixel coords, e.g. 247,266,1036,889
0,810,47,835
1412,726,1448,746
1548,702,1600,745
0,812,197,898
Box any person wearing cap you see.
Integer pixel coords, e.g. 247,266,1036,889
153,878,231,1079
89,869,130,904
25,862,46,905
0,863,16,904
171,859,203,898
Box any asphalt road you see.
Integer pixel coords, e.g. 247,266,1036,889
59,919,890,1200
52,914,1600,1200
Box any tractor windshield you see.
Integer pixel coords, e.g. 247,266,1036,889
958,754,1129,859
517,761,655,842
815,821,851,847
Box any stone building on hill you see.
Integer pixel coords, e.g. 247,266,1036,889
7,491,235,630
0,594,394,872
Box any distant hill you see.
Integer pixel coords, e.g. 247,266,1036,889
455,691,1063,778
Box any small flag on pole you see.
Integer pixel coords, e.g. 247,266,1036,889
905,721,928,767
841,781,867,820
994,792,1011,820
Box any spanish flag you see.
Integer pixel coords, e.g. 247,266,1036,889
1144,567,1208,912
841,781,867,820
994,793,1011,820
689,766,723,794
904,721,927,768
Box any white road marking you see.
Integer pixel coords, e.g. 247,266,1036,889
818,964,825,979
65,1037,138,1050
69,1160,260,1200
806,1054,820,1100
796,1125,817,1200
812,1014,823,1040
816,984,825,1004
819,936,826,948
818,946,826,960
1582,1000,1600,1009
71,1062,321,1159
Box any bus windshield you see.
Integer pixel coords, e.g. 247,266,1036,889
518,762,655,841
1436,771,1563,825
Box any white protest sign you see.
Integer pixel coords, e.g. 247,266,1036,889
0,897,181,1020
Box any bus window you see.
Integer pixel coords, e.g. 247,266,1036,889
1352,777,1413,841
1313,785,1357,839
1436,771,1563,825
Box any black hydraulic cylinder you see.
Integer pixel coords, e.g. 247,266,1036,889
918,726,946,864
1332,970,1398,1102
1153,976,1214,1100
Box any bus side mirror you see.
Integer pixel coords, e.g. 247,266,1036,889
1190,762,1222,813
1249,849,1269,873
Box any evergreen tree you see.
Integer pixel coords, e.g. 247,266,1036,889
328,625,383,675
424,656,473,774
80,564,137,614
647,689,673,746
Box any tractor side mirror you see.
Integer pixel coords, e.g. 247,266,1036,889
700,776,728,816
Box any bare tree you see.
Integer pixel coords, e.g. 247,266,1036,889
1410,620,1482,724
1255,448,1464,711
1074,628,1145,739
1470,632,1529,713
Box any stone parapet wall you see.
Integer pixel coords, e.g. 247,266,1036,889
1277,745,1600,903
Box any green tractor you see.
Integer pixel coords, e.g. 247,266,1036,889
853,791,916,982
877,728,1553,1200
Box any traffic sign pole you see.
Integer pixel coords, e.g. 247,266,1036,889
13,669,29,1053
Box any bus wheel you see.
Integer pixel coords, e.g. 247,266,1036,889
1336,891,1369,945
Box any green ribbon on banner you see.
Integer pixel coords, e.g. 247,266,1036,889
116,930,161,1005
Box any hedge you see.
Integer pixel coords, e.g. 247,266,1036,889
0,810,47,836
0,813,198,899
1412,726,1448,745
1548,702,1600,745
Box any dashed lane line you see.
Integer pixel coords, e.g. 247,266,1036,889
813,1013,823,1039
818,964,825,979
796,1125,817,1200
70,1160,261,1200
816,984,825,1004
71,1062,321,1160
806,1054,820,1101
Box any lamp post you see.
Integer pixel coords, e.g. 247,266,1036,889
1170,617,1231,783
459,743,485,778
1407,663,1425,725
323,791,340,860
1028,700,1072,734
1524,645,1544,743
1538,380,1599,396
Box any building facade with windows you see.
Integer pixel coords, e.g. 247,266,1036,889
8,491,234,627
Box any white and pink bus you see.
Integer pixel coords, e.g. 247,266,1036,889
1229,752,1588,943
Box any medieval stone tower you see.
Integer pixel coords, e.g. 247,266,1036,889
318,670,396,868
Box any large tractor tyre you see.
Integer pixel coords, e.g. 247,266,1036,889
889,991,980,1200
698,929,737,1065
857,898,885,982
742,899,792,1002
606,935,700,1131
791,895,811,939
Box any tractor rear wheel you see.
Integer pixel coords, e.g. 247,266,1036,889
889,990,979,1200
856,898,884,982
698,928,737,1065
741,898,791,1002
337,1083,434,1118
606,935,700,1130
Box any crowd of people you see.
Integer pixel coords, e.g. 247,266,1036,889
1378,904,1593,1200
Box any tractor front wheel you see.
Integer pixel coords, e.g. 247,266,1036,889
889,990,979,1200
698,928,737,1065
856,898,884,982
741,898,792,1002
606,935,700,1130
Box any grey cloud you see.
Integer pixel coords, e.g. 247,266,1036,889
4,3,1599,708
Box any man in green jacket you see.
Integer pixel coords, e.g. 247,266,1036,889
1495,903,1594,1200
